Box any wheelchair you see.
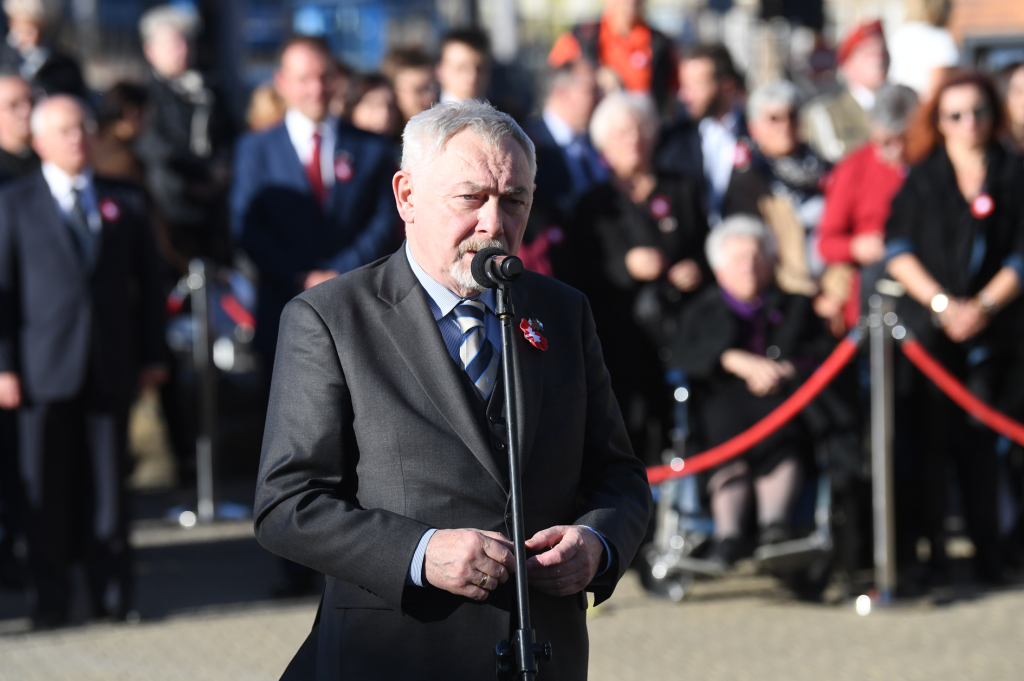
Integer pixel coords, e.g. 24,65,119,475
639,370,836,602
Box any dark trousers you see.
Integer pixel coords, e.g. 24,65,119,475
901,348,1002,581
18,386,131,621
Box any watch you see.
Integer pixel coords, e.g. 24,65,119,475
930,293,949,313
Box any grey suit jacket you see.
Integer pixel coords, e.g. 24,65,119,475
254,249,652,680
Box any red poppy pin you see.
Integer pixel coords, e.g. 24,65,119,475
520,318,548,351
649,194,671,220
971,193,994,219
334,151,354,183
99,198,121,222
733,141,752,170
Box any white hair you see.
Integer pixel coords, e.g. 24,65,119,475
139,4,202,44
589,92,658,153
401,100,536,180
746,79,803,122
705,214,778,270
2,0,46,21
29,96,94,137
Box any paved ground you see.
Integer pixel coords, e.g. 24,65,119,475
1,521,1022,681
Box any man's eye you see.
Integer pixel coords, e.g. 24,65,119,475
461,195,478,201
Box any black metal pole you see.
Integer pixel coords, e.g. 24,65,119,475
495,283,538,680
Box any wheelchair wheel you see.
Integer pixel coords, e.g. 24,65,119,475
639,549,694,602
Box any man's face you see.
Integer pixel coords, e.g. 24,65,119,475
552,61,599,132
143,26,190,80
32,98,91,176
398,130,533,295
275,44,333,122
841,36,888,93
6,13,42,51
604,0,644,28
749,104,797,159
394,66,436,121
679,58,719,120
714,235,772,302
0,77,32,148
436,42,490,101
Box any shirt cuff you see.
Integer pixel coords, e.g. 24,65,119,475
885,238,914,261
406,528,437,587
579,525,612,576
1002,253,1024,285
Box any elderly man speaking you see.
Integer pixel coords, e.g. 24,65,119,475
254,100,651,679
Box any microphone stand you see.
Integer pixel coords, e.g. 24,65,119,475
471,249,551,680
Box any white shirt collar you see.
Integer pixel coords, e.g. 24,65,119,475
848,84,876,112
284,109,338,188
405,241,495,319
41,161,100,231
542,108,579,148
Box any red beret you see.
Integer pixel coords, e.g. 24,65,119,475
836,20,885,65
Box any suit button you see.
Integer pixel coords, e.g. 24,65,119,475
494,440,507,452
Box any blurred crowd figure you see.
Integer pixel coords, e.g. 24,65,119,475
0,0,1024,629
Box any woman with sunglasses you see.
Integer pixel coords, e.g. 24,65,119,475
885,68,1024,588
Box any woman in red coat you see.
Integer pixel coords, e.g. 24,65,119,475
816,84,918,329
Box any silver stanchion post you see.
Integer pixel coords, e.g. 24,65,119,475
188,259,217,525
868,294,897,602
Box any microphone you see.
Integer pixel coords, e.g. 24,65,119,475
471,247,524,289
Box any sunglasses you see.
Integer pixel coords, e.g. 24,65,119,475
941,105,992,123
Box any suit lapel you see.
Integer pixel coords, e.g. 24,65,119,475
28,173,83,273
508,283,544,471
378,253,508,493
272,125,314,197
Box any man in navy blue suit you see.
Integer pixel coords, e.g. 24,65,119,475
231,36,401,363
521,58,604,280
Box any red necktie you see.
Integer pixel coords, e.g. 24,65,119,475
305,131,326,205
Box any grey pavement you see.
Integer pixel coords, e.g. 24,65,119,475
1,528,1023,681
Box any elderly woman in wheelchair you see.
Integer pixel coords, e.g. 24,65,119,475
644,215,837,597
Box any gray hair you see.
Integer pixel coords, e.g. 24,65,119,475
705,214,778,270
2,0,46,20
869,83,918,133
746,80,802,122
29,95,94,137
589,92,658,153
401,100,536,180
139,5,202,44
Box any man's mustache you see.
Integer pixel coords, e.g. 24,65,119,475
456,238,507,260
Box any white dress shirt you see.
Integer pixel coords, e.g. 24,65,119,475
699,109,740,226
284,109,338,190
41,161,100,232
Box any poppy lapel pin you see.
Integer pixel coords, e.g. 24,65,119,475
334,151,354,183
970,192,994,219
520,318,548,351
99,198,121,223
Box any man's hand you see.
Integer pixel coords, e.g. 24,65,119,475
667,258,702,292
0,372,20,410
624,247,666,282
850,233,886,265
423,529,515,601
720,349,795,396
303,269,341,290
524,526,604,597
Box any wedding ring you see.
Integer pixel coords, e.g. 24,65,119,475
479,574,489,588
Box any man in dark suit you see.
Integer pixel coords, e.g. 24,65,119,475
231,36,400,364
0,0,87,99
521,58,605,279
656,44,746,225
254,100,651,680
0,96,166,627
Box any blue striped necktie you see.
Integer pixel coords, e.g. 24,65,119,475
453,299,500,400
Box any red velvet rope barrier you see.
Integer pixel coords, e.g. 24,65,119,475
647,330,863,484
899,338,1024,447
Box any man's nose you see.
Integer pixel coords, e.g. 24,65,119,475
476,198,503,237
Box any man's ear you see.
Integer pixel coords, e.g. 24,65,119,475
393,170,415,224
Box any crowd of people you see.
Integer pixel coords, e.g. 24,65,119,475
0,0,1023,628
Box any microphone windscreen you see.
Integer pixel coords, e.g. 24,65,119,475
471,247,508,289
